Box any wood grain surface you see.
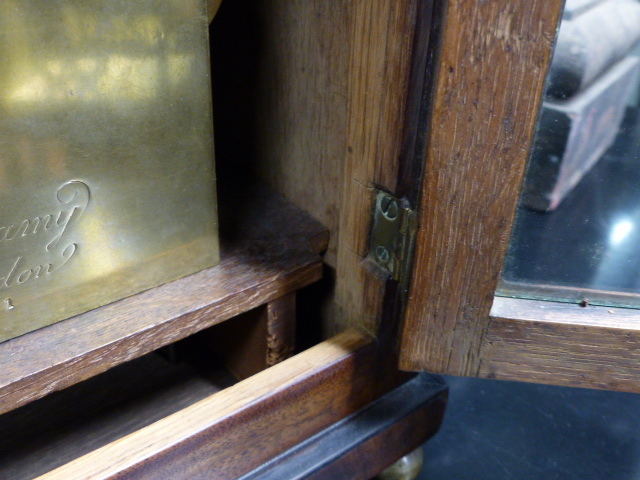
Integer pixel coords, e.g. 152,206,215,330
335,0,421,334
266,293,297,366
36,329,404,480
210,1,430,336
0,189,327,415
238,0,351,269
479,297,640,393
399,0,564,374
209,1,349,339
190,293,297,380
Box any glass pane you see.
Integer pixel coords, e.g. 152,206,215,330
499,0,640,307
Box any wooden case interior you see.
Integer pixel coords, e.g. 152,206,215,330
0,2,429,477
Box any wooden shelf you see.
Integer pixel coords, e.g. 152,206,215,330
0,352,236,480
0,187,327,415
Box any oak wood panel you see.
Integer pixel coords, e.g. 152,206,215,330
341,0,419,259
37,329,405,480
335,0,420,334
399,0,564,374
248,0,351,268
0,189,327,415
479,297,640,393
209,2,348,340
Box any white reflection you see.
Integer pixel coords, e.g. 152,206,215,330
100,55,160,100
8,52,196,107
79,208,126,278
1,8,180,109
47,60,63,75
610,220,634,245
77,58,97,72
9,76,48,103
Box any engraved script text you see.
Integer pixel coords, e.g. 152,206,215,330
0,181,90,292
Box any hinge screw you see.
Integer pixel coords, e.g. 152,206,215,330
375,245,390,263
380,196,399,220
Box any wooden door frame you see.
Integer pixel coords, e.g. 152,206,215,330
397,0,640,393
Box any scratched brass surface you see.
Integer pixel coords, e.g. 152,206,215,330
0,0,219,342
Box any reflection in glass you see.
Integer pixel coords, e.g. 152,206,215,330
499,0,640,307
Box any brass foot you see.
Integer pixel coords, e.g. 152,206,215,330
377,447,424,480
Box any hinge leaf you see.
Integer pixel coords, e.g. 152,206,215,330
369,190,417,288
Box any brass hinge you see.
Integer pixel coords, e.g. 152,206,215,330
369,190,417,288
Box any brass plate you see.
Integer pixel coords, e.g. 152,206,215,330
0,0,219,342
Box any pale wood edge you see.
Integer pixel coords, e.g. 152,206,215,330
491,296,640,329
479,296,640,392
36,329,374,480
499,279,640,309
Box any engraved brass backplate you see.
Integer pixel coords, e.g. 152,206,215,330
0,0,219,342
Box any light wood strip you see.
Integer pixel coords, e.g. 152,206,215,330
37,329,384,480
241,373,447,480
341,0,418,259
0,353,233,479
